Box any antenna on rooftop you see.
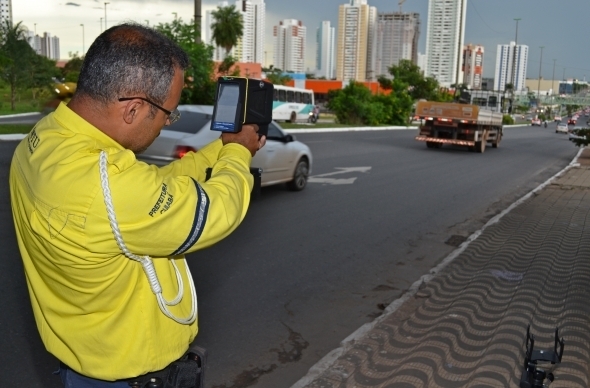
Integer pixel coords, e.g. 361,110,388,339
399,0,406,13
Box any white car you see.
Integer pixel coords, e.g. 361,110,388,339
138,105,313,191
556,122,568,134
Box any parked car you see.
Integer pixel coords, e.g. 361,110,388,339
137,105,313,191
531,118,541,126
569,126,587,141
556,122,569,134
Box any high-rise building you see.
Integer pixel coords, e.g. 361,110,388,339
424,0,467,86
0,0,12,26
374,12,420,78
273,19,306,73
494,41,528,92
462,44,484,90
25,31,42,55
40,32,60,60
205,0,265,64
336,0,377,82
316,21,335,79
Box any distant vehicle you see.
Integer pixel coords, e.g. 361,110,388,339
531,118,541,126
568,118,577,125
554,116,562,122
272,85,315,123
137,105,313,192
414,100,503,153
569,126,587,141
556,122,568,134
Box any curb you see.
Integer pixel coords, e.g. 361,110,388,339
290,146,586,388
0,112,40,119
0,133,26,141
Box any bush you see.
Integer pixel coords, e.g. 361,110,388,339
502,115,514,125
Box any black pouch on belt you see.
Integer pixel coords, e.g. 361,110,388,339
164,345,207,388
127,346,206,388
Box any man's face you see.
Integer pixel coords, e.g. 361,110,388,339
133,68,184,154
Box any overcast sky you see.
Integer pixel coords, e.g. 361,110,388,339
14,0,590,81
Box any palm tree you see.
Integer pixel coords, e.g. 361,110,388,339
210,5,243,59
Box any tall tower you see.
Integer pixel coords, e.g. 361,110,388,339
205,0,265,63
0,0,12,27
494,41,528,92
273,19,306,73
374,12,420,78
336,0,377,82
425,0,467,86
316,21,335,79
462,44,484,90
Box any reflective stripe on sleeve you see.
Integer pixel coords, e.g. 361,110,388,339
171,179,209,255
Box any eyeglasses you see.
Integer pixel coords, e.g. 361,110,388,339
118,97,180,125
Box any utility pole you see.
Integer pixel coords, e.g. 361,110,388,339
455,0,466,88
551,59,556,96
104,2,109,30
100,18,103,33
194,0,201,44
537,46,544,102
511,18,521,92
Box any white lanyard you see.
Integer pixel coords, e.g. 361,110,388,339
99,151,197,324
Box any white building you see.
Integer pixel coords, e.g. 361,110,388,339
40,32,60,60
0,0,12,27
424,0,467,86
494,41,528,92
25,30,42,55
374,12,420,78
205,0,265,64
273,19,306,73
336,0,377,82
417,52,426,73
316,21,335,79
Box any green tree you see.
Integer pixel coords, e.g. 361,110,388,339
327,82,386,126
263,66,292,85
28,53,60,100
384,59,443,101
217,55,241,76
156,18,216,105
211,5,243,59
373,79,414,125
61,52,84,83
0,21,38,110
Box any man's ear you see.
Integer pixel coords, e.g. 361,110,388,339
121,100,142,124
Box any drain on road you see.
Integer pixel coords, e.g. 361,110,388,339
445,234,467,247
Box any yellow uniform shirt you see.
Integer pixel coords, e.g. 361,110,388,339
9,103,253,380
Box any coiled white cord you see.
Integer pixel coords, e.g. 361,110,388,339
99,151,197,325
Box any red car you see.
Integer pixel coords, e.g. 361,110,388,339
568,118,576,125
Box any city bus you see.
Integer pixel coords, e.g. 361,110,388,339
272,85,315,122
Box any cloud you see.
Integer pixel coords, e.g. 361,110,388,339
65,2,81,6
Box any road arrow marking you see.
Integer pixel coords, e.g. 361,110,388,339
308,177,357,185
308,167,371,185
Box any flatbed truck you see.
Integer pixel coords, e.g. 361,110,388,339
414,100,503,153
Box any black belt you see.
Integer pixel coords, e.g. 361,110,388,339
60,346,206,388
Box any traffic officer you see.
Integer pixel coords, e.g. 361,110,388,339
10,23,265,387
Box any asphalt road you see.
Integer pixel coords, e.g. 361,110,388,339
0,122,579,387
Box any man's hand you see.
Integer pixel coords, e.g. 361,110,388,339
221,124,266,156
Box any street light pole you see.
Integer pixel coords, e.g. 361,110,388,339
511,18,521,91
551,59,556,96
194,0,201,44
537,46,545,101
80,24,85,55
100,18,103,33
104,2,110,30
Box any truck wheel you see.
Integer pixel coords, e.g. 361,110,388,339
475,140,486,153
426,142,435,148
492,133,502,148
